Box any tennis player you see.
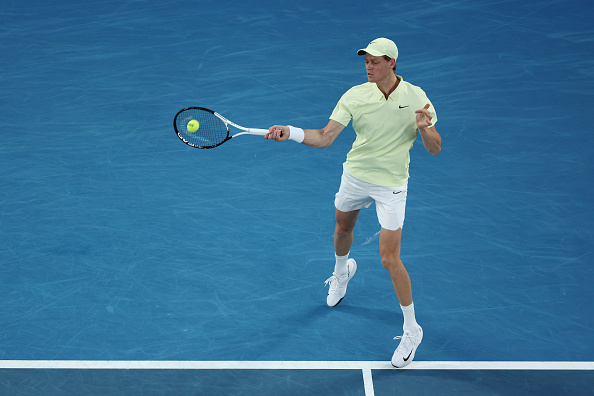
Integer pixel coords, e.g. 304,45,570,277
265,38,441,368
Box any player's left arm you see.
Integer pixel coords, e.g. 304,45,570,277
416,104,441,156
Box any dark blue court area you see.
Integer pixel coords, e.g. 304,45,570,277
0,367,592,395
1,0,593,394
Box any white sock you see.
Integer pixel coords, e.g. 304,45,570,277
334,253,349,277
401,302,419,333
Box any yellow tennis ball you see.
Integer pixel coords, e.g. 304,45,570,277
187,120,200,133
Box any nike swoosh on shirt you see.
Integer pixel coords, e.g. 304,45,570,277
399,105,409,109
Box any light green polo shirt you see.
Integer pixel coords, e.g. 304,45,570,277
330,76,437,186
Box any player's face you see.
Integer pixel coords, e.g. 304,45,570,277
364,54,395,83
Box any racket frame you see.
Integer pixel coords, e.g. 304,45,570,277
173,107,268,149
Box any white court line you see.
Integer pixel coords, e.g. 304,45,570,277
0,361,592,370
362,368,375,396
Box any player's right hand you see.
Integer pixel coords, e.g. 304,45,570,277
266,125,289,142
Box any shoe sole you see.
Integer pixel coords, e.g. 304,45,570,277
327,259,357,307
329,296,344,307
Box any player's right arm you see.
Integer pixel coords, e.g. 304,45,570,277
266,120,345,148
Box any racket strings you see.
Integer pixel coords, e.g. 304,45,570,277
175,108,229,148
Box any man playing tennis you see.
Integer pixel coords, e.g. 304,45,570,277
265,38,441,368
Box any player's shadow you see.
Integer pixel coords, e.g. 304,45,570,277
283,301,398,326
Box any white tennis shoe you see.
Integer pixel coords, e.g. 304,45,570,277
391,325,423,368
324,258,357,307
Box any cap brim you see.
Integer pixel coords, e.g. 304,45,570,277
357,48,385,57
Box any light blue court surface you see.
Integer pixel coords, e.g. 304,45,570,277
1,0,593,394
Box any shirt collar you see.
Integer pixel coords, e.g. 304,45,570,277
372,75,403,101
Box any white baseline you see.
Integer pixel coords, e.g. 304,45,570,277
0,361,592,370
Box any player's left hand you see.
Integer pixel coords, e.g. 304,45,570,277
415,104,433,129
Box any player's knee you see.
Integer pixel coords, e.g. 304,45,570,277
335,218,356,237
335,223,352,238
381,255,403,273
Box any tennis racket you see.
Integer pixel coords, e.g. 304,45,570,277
173,107,277,149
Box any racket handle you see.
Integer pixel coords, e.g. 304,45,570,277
247,129,283,137
247,128,268,135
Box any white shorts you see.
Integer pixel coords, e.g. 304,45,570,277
334,164,408,231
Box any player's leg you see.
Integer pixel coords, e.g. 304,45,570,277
379,227,423,368
327,165,372,307
334,208,359,257
325,209,359,307
374,183,413,307
374,183,423,367
378,227,412,306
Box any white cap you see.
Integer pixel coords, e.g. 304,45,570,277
357,38,398,61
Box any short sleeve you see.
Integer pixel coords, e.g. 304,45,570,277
329,94,353,127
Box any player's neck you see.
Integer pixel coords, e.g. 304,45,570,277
376,74,399,99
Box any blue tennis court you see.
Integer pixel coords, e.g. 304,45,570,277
1,0,593,394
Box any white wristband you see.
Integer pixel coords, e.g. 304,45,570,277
288,125,305,143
